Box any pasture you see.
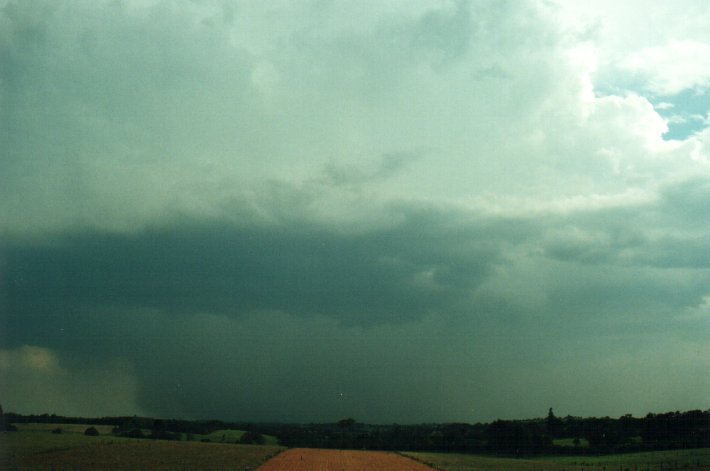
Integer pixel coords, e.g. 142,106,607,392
0,423,284,470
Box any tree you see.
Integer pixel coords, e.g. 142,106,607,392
151,419,166,438
127,428,145,438
239,430,265,445
0,406,17,433
85,427,100,436
338,418,356,428
585,417,624,451
338,418,356,449
486,420,551,456
546,408,562,438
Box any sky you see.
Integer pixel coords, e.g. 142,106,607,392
1,0,709,425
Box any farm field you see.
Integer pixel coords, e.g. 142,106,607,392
0,424,284,470
256,448,435,470
404,448,710,471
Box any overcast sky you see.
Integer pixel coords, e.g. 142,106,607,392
1,0,709,424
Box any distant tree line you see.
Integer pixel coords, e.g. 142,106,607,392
3,411,266,443
0,404,17,432
4,407,709,456
4,412,251,435
265,409,710,456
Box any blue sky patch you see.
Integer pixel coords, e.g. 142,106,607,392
650,89,710,140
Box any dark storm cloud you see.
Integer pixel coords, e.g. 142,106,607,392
1,204,539,422
4,192,710,422
4,206,518,344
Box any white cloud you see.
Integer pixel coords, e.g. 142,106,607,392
622,40,710,95
2,0,709,240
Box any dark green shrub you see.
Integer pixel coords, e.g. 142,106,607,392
127,428,144,438
239,430,265,445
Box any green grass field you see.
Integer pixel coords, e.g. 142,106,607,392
0,424,284,470
404,448,710,471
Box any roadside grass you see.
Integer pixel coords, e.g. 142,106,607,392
404,448,710,471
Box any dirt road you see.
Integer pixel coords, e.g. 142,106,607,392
257,448,434,470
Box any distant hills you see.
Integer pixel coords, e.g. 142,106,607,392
3,408,709,456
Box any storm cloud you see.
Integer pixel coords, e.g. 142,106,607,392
5,208,508,328
1,0,709,423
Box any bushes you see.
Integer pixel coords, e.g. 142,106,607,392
485,420,552,456
85,426,100,436
239,430,265,445
127,428,145,438
0,404,17,432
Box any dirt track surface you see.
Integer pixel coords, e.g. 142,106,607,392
257,448,434,470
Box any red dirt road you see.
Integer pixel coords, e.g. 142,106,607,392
257,448,434,470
